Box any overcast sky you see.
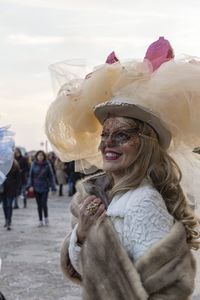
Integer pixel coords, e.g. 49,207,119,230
1,0,200,151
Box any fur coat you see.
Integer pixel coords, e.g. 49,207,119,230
60,173,196,300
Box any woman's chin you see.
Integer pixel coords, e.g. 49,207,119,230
103,160,123,173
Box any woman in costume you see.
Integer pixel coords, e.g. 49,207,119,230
0,125,14,299
45,37,200,299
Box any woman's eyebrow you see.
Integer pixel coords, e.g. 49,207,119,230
103,128,137,132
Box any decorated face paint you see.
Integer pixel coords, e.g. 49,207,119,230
99,117,141,179
99,128,139,148
99,118,139,150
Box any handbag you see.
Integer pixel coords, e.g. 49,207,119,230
26,189,35,198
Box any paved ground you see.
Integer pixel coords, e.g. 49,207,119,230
0,188,200,300
0,188,82,300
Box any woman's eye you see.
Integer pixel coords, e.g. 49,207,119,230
115,132,130,141
100,133,109,140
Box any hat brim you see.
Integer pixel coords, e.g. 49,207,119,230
94,102,171,149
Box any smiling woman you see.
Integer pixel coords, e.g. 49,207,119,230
45,37,200,299
99,117,141,179
60,95,199,300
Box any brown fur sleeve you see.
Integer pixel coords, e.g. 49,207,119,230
60,173,109,284
60,232,82,284
69,180,90,229
60,180,88,283
81,218,148,300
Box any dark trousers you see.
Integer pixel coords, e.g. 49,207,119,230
21,184,27,207
59,184,63,196
13,197,19,208
0,291,6,300
68,178,76,196
35,191,48,221
3,196,14,225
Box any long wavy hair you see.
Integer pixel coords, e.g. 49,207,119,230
109,117,200,250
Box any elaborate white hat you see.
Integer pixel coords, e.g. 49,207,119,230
94,96,171,150
45,37,200,206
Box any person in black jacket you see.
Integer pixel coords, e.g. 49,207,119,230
2,159,21,230
14,147,30,208
66,161,83,196
0,292,6,300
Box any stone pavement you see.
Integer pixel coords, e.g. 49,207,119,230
0,190,200,300
0,190,82,300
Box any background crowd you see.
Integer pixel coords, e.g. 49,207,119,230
0,147,84,231
1,145,199,232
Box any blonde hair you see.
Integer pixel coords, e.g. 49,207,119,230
109,117,200,250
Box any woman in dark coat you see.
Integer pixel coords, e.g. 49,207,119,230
14,147,30,208
2,159,21,230
27,150,56,227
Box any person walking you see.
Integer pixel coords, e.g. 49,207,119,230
14,147,30,208
27,150,56,227
54,157,66,196
66,161,82,196
47,151,56,178
2,159,21,230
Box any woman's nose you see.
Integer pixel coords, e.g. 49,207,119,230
98,135,114,151
105,135,113,147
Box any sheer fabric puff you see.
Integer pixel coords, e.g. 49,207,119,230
169,145,200,208
145,58,200,149
45,56,200,174
45,60,149,170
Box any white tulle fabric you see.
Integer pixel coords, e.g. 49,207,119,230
68,181,174,273
45,57,200,162
45,56,200,204
0,126,15,184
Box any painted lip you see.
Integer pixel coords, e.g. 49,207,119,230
103,149,122,161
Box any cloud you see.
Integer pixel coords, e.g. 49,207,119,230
4,0,200,19
0,93,51,150
3,0,125,12
1,0,200,152
6,34,66,45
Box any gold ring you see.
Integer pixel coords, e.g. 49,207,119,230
86,202,99,215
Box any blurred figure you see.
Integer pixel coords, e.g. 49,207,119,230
2,159,21,230
0,292,6,300
0,125,15,185
54,157,66,196
27,150,56,227
0,125,14,298
66,161,83,196
47,151,56,178
14,147,30,208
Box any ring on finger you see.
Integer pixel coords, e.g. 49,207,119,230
86,202,99,215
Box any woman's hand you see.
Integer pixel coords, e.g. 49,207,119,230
77,195,106,244
28,186,34,193
51,188,57,195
